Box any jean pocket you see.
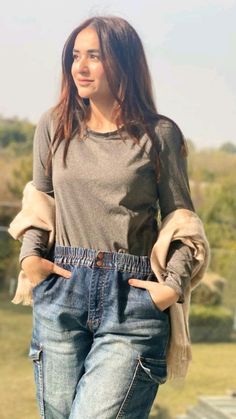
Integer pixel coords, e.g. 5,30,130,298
134,272,169,317
139,356,168,385
29,340,45,417
145,288,169,314
32,273,53,290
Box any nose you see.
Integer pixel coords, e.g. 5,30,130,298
75,56,89,73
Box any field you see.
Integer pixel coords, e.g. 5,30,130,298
1,293,236,419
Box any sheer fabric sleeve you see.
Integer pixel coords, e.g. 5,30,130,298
19,109,54,265
155,119,196,303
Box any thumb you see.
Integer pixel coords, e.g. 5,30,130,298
128,278,150,290
52,264,72,279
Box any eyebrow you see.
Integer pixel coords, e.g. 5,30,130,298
72,48,100,53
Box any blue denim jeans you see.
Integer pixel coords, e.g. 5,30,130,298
29,245,170,419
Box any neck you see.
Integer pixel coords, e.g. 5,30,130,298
86,98,121,132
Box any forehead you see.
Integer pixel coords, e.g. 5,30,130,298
73,26,100,50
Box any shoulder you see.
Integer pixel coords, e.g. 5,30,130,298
37,107,54,128
35,107,56,140
154,114,182,134
33,108,56,152
153,115,184,153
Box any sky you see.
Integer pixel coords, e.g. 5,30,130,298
0,0,235,148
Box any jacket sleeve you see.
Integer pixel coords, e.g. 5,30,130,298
155,119,196,303
19,110,54,265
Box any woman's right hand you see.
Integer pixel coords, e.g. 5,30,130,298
21,255,72,287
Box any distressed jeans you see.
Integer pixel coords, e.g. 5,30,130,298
29,245,170,419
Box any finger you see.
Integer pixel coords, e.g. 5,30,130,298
52,264,72,278
128,278,150,289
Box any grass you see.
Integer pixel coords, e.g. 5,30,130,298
1,292,236,419
153,342,236,417
0,293,38,419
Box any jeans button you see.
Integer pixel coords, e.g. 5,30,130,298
96,260,103,267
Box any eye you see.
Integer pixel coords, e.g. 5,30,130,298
72,53,80,61
89,54,100,61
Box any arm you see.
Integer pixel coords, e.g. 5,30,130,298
162,240,196,303
156,118,194,218
156,119,195,303
19,227,50,266
19,109,54,266
129,119,196,308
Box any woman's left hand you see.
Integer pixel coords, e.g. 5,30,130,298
128,278,179,311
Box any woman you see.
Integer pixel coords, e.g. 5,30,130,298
10,16,208,419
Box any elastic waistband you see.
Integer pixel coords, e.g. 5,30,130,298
53,244,153,275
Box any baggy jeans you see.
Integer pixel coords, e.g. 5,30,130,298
29,245,171,419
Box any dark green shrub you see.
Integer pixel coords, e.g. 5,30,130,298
189,304,234,342
191,277,224,306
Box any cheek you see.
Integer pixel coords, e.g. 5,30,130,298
94,64,107,83
71,63,76,79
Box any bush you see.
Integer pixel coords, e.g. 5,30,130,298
0,234,20,290
189,304,234,342
191,272,225,306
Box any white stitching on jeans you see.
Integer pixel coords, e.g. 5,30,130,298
115,358,140,418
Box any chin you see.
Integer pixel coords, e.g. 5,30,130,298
77,90,94,99
78,93,89,99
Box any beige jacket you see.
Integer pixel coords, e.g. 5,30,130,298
8,181,210,379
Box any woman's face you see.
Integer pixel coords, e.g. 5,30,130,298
71,26,113,103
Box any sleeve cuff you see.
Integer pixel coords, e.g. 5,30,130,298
161,272,185,303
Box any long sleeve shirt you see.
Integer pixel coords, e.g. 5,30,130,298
19,109,195,302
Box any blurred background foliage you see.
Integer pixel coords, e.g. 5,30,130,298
187,139,236,312
0,116,33,291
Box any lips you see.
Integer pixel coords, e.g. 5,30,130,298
78,79,93,84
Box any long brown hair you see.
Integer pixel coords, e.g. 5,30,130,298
47,15,186,176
